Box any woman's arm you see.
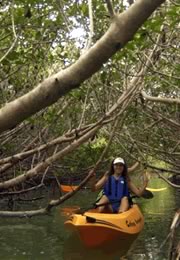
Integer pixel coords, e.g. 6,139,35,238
90,171,109,192
128,172,149,197
128,161,140,173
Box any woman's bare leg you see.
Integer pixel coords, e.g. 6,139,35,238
96,195,113,213
118,197,129,213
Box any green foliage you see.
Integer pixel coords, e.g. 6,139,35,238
0,0,179,179
90,137,107,149
147,156,170,169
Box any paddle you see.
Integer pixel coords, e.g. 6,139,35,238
76,189,154,214
76,199,124,215
140,188,154,199
146,187,167,192
95,188,153,202
60,188,154,216
84,190,154,224
60,184,155,198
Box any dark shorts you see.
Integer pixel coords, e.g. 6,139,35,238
111,200,121,213
96,191,131,213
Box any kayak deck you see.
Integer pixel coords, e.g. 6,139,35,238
64,204,144,248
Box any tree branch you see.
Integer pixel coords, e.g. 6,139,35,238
157,172,180,189
141,91,180,105
0,0,166,134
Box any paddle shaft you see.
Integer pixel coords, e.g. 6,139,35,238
79,189,153,213
94,199,121,208
79,197,135,214
94,193,152,209
60,183,153,199
95,189,153,207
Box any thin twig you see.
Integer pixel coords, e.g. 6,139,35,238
85,0,94,50
105,0,115,17
157,172,180,189
0,1,18,63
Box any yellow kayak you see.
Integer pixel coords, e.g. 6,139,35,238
64,204,144,248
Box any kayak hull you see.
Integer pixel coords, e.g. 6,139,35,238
64,204,144,248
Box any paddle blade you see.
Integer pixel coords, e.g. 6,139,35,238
146,187,167,192
142,189,154,199
60,185,78,193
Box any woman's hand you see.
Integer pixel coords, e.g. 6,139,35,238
128,170,150,197
89,170,109,192
137,171,150,196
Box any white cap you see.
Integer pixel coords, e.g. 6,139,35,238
113,157,125,165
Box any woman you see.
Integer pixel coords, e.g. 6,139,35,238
90,157,148,213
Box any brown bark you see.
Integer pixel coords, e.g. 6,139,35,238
0,0,165,134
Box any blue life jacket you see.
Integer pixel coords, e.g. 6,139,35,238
103,175,129,201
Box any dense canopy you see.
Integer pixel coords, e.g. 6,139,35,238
0,0,179,217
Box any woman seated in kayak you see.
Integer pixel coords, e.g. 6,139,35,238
90,157,148,213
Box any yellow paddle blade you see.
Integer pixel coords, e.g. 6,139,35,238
146,187,167,192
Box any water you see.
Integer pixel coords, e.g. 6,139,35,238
0,179,179,260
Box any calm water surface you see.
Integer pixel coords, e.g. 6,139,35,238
0,179,179,260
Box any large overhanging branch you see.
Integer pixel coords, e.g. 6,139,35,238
47,116,126,211
0,170,94,218
0,124,101,190
0,122,106,176
0,127,49,174
0,77,138,177
0,101,77,174
0,136,74,167
0,27,164,189
0,112,125,217
0,0,165,134
0,66,144,190
0,18,169,216
0,91,132,190
0,124,92,168
0,116,124,217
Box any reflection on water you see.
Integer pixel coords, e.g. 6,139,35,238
0,179,179,259
63,230,139,260
63,233,125,260
125,179,180,260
